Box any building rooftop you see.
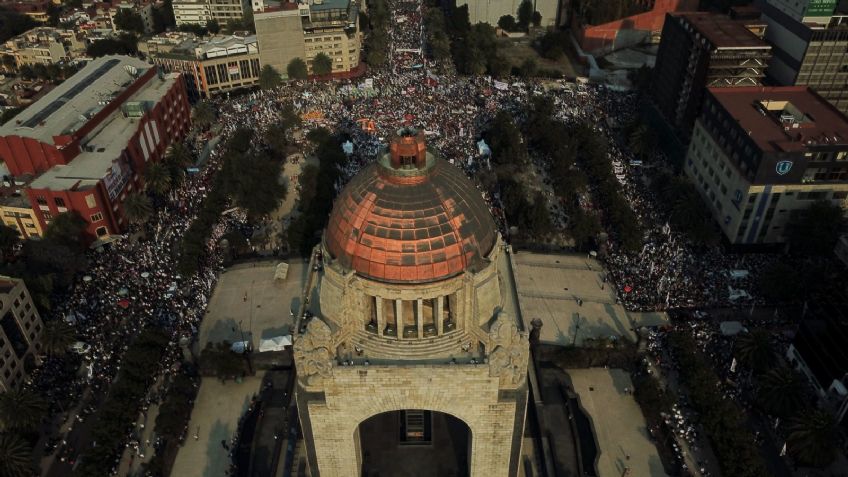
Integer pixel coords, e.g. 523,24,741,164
708,86,848,153
0,56,156,144
155,34,258,60
674,12,770,49
22,58,179,191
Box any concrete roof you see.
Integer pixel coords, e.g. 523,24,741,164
27,63,179,191
708,86,848,153
0,55,154,144
673,12,770,49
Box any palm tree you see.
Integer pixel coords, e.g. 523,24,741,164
787,409,838,467
0,433,33,477
757,366,806,417
122,192,153,225
165,143,193,169
628,123,656,160
0,388,47,432
40,320,76,356
192,100,215,129
734,329,775,374
144,163,171,196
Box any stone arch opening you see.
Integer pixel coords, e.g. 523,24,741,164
355,409,471,477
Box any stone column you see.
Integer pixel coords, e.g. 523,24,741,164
436,296,444,335
416,298,424,338
375,296,384,337
396,299,404,338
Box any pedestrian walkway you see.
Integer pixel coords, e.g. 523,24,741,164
171,377,263,477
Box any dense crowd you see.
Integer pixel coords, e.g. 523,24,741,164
22,0,791,471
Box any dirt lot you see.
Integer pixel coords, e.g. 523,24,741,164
496,32,584,78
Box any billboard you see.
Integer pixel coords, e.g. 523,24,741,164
806,0,837,17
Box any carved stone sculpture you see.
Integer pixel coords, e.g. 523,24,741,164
294,317,334,387
487,311,529,385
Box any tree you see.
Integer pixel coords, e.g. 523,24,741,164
264,121,290,155
86,33,138,57
0,223,19,262
786,199,846,256
206,19,220,34
312,53,333,76
757,367,806,418
43,212,87,250
113,8,146,34
192,100,215,129
144,162,172,196
258,64,282,90
497,15,517,31
787,409,838,467
40,320,77,356
484,110,527,168
517,0,533,30
122,192,153,225
520,57,537,78
287,57,308,80
734,329,775,375
152,0,176,33
628,122,657,160
758,262,806,302
166,142,193,169
0,433,33,477
532,10,542,26
0,388,47,431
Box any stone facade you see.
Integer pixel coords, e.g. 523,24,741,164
294,133,528,477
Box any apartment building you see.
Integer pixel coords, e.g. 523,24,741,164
0,276,44,392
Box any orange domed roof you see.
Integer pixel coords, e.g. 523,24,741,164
324,133,497,284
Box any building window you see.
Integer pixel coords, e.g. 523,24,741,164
95,226,108,237
90,212,103,222
42,212,52,221
54,197,65,207
36,196,46,206
85,194,96,208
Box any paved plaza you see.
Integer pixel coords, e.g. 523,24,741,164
511,252,638,345
199,261,307,349
171,377,263,477
567,368,668,477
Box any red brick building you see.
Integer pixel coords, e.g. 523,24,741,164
0,55,190,240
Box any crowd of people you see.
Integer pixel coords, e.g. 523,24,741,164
20,0,796,471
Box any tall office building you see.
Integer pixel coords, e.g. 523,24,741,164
254,0,361,77
760,0,848,115
684,86,848,245
0,276,44,392
653,12,772,136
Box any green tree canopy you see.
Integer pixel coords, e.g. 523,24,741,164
43,211,87,250
122,192,153,225
757,366,806,418
517,0,533,29
734,329,775,375
0,432,33,477
206,19,220,34
258,64,282,90
114,8,145,34
0,388,47,432
144,162,172,196
787,409,838,467
192,100,215,128
0,222,20,262
312,52,333,76
41,320,77,356
786,199,846,256
497,14,517,31
86,33,138,57
287,57,308,80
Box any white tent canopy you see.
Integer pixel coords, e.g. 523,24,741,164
275,262,289,281
258,335,292,352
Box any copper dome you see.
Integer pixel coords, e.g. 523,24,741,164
325,132,497,284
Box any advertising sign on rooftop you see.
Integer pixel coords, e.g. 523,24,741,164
806,0,837,18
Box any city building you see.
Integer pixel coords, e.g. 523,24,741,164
0,27,86,71
684,86,848,245
254,0,361,77
653,12,772,136
575,0,698,55
294,130,528,477
457,0,561,28
786,302,848,422
172,0,247,26
110,0,157,34
3,0,51,23
760,0,848,116
0,55,191,241
144,33,261,98
0,168,42,239
0,276,44,392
